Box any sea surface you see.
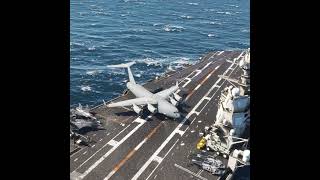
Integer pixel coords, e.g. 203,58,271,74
70,0,249,108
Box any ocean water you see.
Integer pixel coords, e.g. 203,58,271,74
70,0,250,108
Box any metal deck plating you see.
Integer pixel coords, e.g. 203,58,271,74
70,50,246,180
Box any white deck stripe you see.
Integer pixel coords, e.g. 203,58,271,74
182,79,191,88
104,121,163,180
104,170,116,180
217,51,224,56
107,139,118,147
145,139,180,180
208,51,219,60
194,84,201,90
134,139,147,151
72,124,132,172
200,62,212,71
78,120,146,179
198,54,244,114
133,117,147,124
70,147,84,158
176,130,185,136
153,156,163,163
175,164,208,180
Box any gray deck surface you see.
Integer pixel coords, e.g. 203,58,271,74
70,50,246,180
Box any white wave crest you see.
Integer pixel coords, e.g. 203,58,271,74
71,42,85,46
108,70,126,76
88,46,96,51
135,73,142,78
163,25,185,32
209,21,222,25
217,11,232,15
180,15,192,19
86,70,102,76
153,23,163,26
228,4,239,8
187,2,198,5
134,58,162,67
166,57,194,72
81,85,92,92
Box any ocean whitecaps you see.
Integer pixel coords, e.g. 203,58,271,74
86,70,102,76
133,58,162,67
217,11,232,15
166,57,194,72
180,15,192,19
163,25,185,32
153,23,164,27
71,42,85,47
209,21,222,25
81,85,92,92
227,4,239,8
187,2,198,5
88,46,96,51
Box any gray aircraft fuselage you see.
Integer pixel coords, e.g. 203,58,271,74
127,82,180,119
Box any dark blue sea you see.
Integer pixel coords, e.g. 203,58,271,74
70,0,249,108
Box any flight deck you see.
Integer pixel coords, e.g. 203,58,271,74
70,50,246,180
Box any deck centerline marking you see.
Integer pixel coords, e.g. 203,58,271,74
103,122,163,180
77,119,146,179
72,124,132,172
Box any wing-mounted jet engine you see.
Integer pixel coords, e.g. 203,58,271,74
132,103,143,115
173,93,182,102
169,96,178,106
147,103,157,113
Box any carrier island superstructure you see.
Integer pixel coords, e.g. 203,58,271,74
70,49,250,180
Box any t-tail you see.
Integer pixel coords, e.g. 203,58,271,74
107,62,136,84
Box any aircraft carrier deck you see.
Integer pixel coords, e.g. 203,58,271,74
70,50,247,180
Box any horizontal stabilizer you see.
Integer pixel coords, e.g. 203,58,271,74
107,62,136,84
107,62,135,68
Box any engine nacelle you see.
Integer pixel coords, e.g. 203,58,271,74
169,97,178,106
132,104,142,114
147,103,157,113
173,93,182,102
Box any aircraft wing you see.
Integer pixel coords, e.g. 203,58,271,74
107,97,157,107
156,82,179,99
